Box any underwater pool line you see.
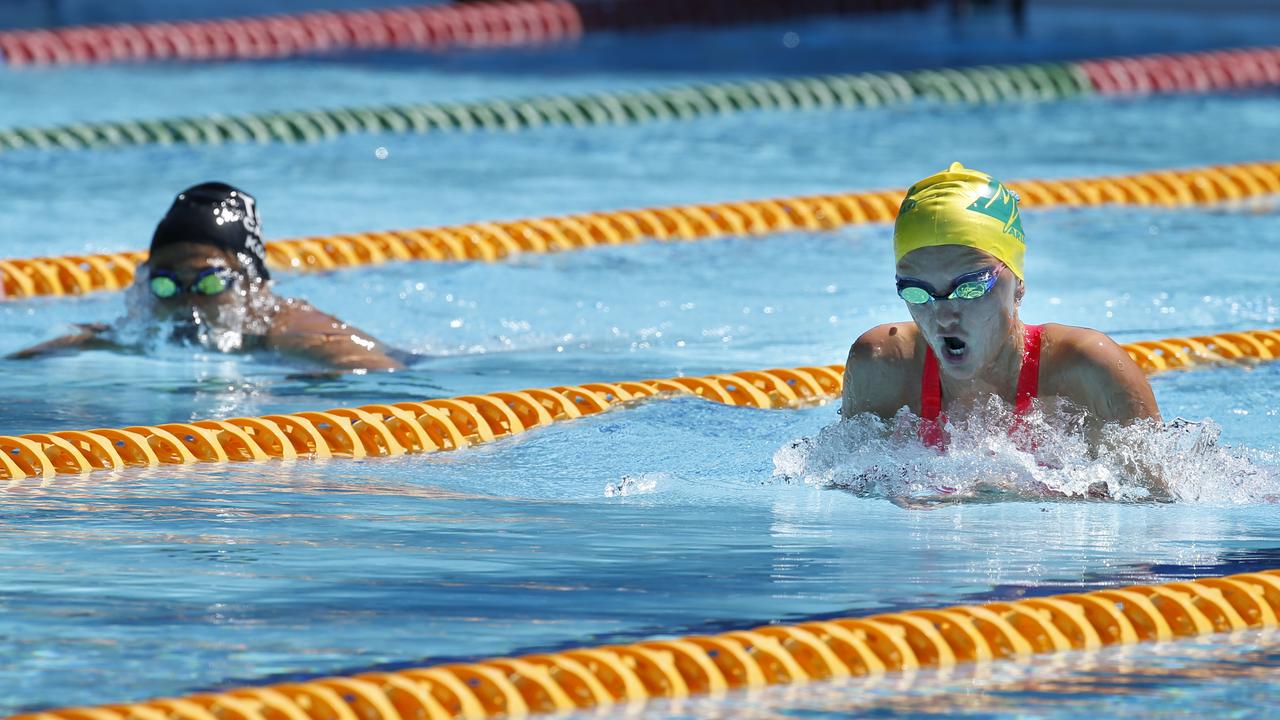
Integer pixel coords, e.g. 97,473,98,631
2,158,1277,300
0,45,1275,154
1,327,1276,484
14,568,1280,719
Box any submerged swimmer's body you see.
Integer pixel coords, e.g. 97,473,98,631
10,183,406,371
839,163,1162,499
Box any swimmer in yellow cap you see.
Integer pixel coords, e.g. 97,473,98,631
841,162,1159,447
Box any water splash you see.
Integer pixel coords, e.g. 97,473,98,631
111,253,275,355
604,473,663,498
773,398,1279,506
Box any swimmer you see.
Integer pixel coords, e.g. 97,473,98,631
841,162,1161,449
9,182,406,371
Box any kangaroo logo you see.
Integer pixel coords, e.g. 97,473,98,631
966,179,1025,242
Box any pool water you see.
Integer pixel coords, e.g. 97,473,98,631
2,4,1280,716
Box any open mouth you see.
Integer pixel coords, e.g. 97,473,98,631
941,336,967,358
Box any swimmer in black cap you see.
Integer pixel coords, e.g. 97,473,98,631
10,182,405,371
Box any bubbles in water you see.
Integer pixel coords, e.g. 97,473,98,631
112,254,276,356
773,399,1279,506
374,146,389,160
605,473,663,497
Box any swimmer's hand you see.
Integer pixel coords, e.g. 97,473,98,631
1094,418,1220,503
1113,418,1218,504
7,323,114,359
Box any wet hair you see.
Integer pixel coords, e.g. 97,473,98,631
150,182,270,280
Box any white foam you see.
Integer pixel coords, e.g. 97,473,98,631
113,256,276,355
772,398,1279,506
604,473,663,498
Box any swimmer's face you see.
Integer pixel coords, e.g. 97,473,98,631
897,245,1021,381
145,242,263,323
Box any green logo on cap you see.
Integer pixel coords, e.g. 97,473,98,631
966,179,1025,242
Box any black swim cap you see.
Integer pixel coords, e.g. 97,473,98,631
150,182,270,280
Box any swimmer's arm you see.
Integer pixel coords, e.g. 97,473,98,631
267,328,404,371
264,304,404,372
841,324,913,420
6,323,115,359
1054,330,1169,500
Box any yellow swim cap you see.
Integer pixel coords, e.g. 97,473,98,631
893,162,1026,280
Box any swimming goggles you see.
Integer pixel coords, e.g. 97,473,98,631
149,267,236,299
896,264,1003,305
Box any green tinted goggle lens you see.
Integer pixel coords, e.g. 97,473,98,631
149,270,232,299
194,271,230,295
900,282,990,304
898,270,998,304
951,280,989,300
149,276,179,299
899,286,932,305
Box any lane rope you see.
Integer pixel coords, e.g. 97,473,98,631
16,566,1280,719
0,0,931,67
1,327,1276,482
3,159,1278,300
0,1,583,66
1,47,1275,154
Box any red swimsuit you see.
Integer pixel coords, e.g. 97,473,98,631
918,324,1043,449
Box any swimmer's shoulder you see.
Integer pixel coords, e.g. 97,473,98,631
265,297,383,343
847,322,923,365
263,296,405,371
842,323,923,418
1038,323,1159,422
266,297,337,335
1039,323,1135,379
260,297,352,353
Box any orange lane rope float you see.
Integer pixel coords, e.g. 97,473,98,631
2,159,1278,300
15,566,1280,720
0,328,1276,483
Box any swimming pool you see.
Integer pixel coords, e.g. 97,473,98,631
2,4,1280,717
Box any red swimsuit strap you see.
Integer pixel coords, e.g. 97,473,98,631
918,346,945,448
920,324,1043,420
1015,323,1043,415
920,341,943,421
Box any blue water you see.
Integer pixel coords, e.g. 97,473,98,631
2,5,1280,717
